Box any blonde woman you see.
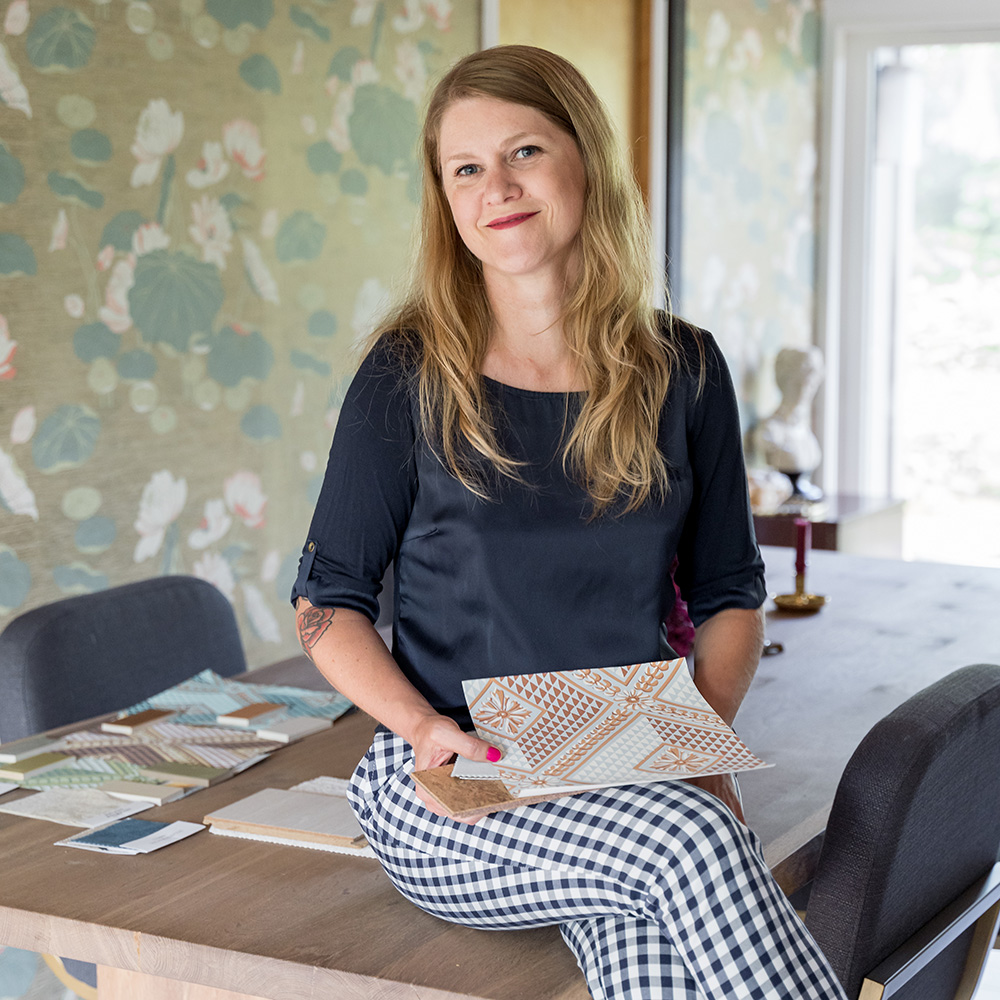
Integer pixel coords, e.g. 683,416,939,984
293,45,845,1000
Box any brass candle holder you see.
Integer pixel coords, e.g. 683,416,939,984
773,517,828,613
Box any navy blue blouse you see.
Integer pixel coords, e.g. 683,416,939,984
292,321,765,727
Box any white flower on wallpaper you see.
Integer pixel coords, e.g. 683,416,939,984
132,221,170,255
186,140,229,189
728,29,764,74
130,98,184,187
189,195,232,269
223,119,266,181
0,40,30,117
704,10,731,70
352,277,390,340
260,207,278,239
96,244,115,271
291,38,304,75
394,0,452,33
224,470,267,528
98,258,136,333
49,209,68,252
240,235,279,304
327,85,354,153
193,550,235,601
134,469,188,562
0,447,37,520
3,1,29,36
64,294,85,318
242,582,281,643
260,548,281,583
10,405,35,445
395,41,427,102
0,313,16,379
351,0,378,27
188,498,232,550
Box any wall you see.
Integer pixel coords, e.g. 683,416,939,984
679,0,821,441
0,0,480,668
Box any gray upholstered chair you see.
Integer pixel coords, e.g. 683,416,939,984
0,574,248,999
0,574,246,742
804,662,1000,1000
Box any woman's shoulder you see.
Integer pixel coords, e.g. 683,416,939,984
657,313,720,374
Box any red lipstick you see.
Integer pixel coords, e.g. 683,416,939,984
487,212,539,229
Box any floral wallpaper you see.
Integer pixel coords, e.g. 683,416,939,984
0,0,478,685
679,0,820,442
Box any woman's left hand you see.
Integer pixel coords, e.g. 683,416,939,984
683,772,745,825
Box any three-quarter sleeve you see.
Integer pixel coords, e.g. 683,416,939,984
674,331,765,625
290,341,418,623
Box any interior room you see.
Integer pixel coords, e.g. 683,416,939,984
1,1,999,998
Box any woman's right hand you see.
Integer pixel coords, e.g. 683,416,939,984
407,712,501,824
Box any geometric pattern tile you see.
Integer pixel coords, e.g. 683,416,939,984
462,659,770,797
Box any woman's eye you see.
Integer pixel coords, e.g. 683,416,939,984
514,145,540,160
455,164,478,177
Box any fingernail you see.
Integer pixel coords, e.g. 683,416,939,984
486,746,501,763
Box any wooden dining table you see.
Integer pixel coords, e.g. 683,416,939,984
1,546,998,1000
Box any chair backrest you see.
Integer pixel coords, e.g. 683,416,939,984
804,662,1000,1000
0,575,246,741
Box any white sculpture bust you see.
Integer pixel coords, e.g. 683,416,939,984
755,346,824,498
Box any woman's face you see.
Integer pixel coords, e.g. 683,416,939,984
437,96,587,288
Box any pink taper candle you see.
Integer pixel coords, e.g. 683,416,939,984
794,517,811,576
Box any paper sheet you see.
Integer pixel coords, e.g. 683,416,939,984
453,659,771,797
0,787,149,827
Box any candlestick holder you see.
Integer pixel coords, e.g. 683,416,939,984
773,516,828,613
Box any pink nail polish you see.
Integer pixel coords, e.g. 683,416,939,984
486,746,501,763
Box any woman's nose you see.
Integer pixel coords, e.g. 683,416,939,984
485,166,521,203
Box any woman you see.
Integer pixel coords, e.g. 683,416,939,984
292,45,845,1000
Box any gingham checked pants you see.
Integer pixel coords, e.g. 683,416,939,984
347,729,847,1000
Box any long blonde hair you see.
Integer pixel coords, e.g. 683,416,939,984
374,45,687,515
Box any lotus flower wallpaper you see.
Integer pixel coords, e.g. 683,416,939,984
0,0,479,670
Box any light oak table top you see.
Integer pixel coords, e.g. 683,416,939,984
1,547,999,1000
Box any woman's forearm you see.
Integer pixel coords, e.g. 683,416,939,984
690,606,765,726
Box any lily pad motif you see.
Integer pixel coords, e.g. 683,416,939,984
26,7,96,73
117,348,158,380
0,232,36,276
307,309,337,338
128,250,224,352
53,562,108,594
240,404,281,441
275,211,326,263
100,210,144,251
70,128,112,164
239,53,281,94
306,140,341,175
349,84,419,176
290,6,330,41
340,168,368,196
205,0,273,30
48,171,104,209
73,321,120,362
206,325,274,387
0,143,25,205
75,516,117,554
327,45,363,82
290,350,331,377
0,546,31,614
32,404,101,474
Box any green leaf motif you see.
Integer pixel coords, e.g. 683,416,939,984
275,211,326,263
290,6,330,41
0,144,25,205
340,168,368,197
206,325,274,387
240,405,282,441
349,84,419,176
0,546,31,614
239,53,281,94
70,128,112,164
73,321,120,362
0,232,36,276
53,562,108,594
306,141,341,175
32,404,101,474
307,309,337,338
327,46,363,82
75,516,116,554
117,349,158,379
26,7,96,73
205,0,273,30
100,210,144,251
290,350,331,376
128,250,224,352
48,171,104,209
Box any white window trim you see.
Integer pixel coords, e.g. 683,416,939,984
817,1,1000,496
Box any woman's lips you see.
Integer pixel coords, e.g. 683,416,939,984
487,212,539,230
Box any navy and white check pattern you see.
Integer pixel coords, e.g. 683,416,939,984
347,730,847,1000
